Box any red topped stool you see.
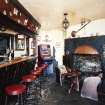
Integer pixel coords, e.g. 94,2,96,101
22,74,37,83
5,84,26,105
31,69,43,76
38,64,48,70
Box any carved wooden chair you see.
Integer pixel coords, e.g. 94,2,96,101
58,65,80,94
58,65,68,86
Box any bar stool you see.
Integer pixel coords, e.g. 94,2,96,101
31,69,43,76
39,64,48,68
38,65,48,71
31,68,44,87
30,69,43,88
5,84,26,105
4,62,26,105
22,74,37,83
21,74,37,105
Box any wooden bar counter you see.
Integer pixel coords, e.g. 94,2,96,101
0,56,36,69
0,56,36,105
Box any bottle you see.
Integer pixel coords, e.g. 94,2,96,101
11,49,14,60
9,52,11,61
6,48,10,60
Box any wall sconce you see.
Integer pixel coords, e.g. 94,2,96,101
62,13,70,30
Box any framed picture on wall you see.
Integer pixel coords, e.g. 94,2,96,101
16,35,25,50
31,39,36,49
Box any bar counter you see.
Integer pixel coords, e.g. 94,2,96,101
0,56,37,105
0,56,36,69
0,55,36,88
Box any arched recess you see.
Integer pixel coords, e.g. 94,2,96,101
74,44,99,54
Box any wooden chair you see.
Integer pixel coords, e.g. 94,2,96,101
66,71,80,94
58,65,80,94
58,65,68,86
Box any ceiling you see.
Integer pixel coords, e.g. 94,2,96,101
19,0,105,30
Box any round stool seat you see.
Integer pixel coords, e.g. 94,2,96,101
36,67,43,71
39,64,48,68
33,69,43,73
5,84,26,95
37,69,43,72
32,67,42,71
31,70,42,76
22,74,37,83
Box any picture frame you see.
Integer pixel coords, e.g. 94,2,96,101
31,39,36,49
16,35,25,50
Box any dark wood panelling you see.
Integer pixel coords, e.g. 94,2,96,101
0,13,35,36
0,0,41,36
0,0,3,12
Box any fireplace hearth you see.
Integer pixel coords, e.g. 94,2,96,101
73,54,102,75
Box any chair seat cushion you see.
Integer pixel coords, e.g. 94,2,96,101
5,84,26,95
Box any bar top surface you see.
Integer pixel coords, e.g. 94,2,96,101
0,56,36,69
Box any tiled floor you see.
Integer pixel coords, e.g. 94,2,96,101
42,75,102,105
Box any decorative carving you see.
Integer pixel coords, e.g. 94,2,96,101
9,11,12,16
0,0,40,34
18,19,20,23
13,8,18,15
24,19,28,25
3,10,7,15
5,0,8,4
19,12,21,16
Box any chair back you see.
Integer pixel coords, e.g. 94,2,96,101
58,65,67,74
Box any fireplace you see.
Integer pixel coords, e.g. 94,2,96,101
64,37,105,102
73,44,102,75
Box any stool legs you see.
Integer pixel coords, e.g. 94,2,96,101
19,94,24,105
68,83,73,94
5,94,25,105
5,96,7,105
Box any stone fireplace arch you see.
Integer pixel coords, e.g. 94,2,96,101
74,44,99,55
